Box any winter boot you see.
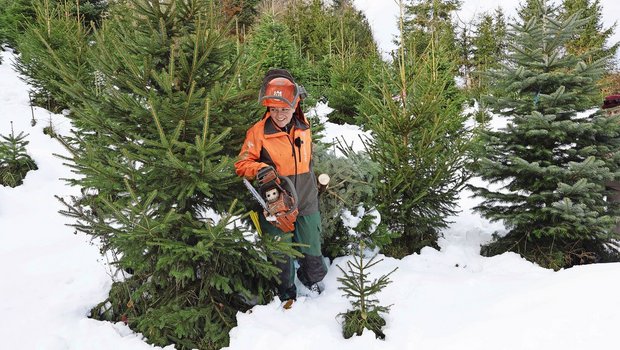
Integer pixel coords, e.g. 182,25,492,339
299,281,324,297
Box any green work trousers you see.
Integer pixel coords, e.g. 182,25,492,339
259,211,327,300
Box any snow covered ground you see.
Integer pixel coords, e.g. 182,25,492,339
2,48,620,350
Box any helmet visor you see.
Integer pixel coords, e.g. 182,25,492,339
259,77,300,108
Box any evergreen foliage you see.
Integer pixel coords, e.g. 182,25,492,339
71,0,108,28
14,0,93,112
242,14,308,89
361,7,472,257
465,9,508,123
325,52,366,124
313,140,395,259
220,0,260,37
0,0,36,49
337,244,396,340
282,0,332,64
324,7,380,125
561,0,618,99
517,0,542,21
561,0,617,67
34,0,295,348
270,0,378,125
470,10,508,90
0,122,38,187
471,0,620,269
402,0,461,58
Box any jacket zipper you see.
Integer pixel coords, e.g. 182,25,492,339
288,132,298,188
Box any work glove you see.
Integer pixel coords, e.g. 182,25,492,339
257,165,278,186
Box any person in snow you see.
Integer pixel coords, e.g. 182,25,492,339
235,69,327,303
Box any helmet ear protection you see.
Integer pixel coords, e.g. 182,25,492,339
297,84,308,100
259,69,306,109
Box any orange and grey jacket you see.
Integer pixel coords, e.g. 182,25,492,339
235,108,319,216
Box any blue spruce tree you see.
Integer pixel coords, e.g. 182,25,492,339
471,0,620,269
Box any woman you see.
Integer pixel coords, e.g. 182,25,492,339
235,69,327,305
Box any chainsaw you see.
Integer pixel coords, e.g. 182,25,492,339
243,170,299,232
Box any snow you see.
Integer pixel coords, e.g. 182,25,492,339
2,46,620,350
308,101,371,154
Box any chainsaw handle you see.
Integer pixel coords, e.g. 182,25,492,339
257,165,278,186
278,175,298,215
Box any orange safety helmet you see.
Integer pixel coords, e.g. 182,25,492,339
258,69,307,109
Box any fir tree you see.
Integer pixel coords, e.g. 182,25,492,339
361,0,472,258
0,0,36,49
471,0,620,269
325,6,380,125
561,0,618,100
243,14,307,85
37,0,297,348
471,9,508,91
328,3,377,61
337,243,397,340
220,0,260,37
280,0,378,104
455,20,474,89
282,0,331,64
402,0,461,58
313,140,395,259
466,8,508,123
253,0,378,121
0,122,38,187
325,50,366,125
71,0,107,28
561,0,617,67
14,0,93,112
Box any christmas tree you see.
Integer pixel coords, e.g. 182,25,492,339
36,0,297,348
14,0,93,112
0,122,38,187
337,243,396,340
313,140,395,259
471,0,620,269
361,0,472,257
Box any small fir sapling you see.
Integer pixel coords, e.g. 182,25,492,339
337,242,397,340
0,121,38,187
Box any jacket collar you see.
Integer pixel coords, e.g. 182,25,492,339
263,108,310,136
